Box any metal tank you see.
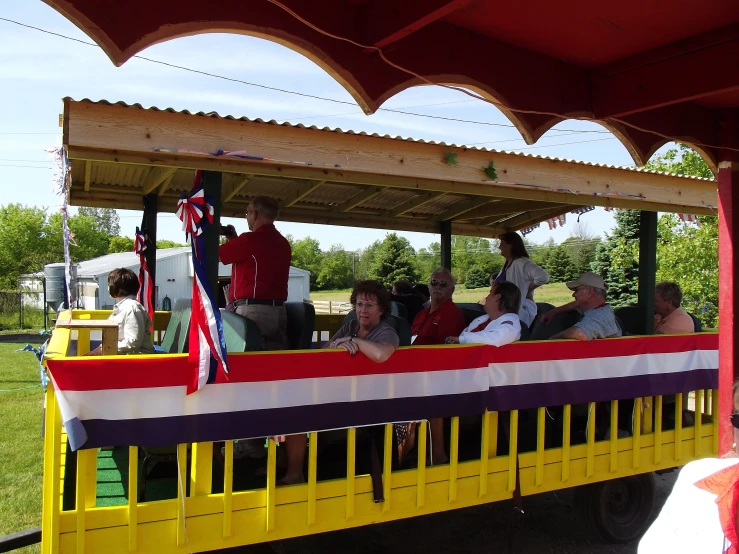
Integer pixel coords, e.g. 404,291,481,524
44,263,77,310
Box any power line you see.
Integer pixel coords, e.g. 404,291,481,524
0,16,612,136
0,163,53,169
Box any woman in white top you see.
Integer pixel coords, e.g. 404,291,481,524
87,268,154,355
493,232,549,328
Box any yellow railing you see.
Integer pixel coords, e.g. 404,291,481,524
40,390,717,552
41,317,719,553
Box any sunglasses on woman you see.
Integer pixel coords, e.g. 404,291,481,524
730,413,739,429
429,279,449,288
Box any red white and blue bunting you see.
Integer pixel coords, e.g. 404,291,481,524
46,334,718,451
134,227,154,331
520,224,539,236
678,213,701,225
546,214,566,230
177,171,229,393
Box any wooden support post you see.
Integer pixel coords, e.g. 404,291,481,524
718,157,739,455
202,171,222,293
142,194,158,305
638,211,657,335
440,220,452,271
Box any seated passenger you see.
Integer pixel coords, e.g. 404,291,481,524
325,280,399,363
411,268,467,346
446,281,522,346
391,279,425,322
654,281,695,334
86,268,155,355
413,283,431,308
541,272,622,341
410,268,467,464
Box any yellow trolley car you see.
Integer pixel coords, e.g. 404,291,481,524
38,99,719,553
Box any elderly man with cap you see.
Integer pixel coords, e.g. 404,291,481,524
541,272,622,341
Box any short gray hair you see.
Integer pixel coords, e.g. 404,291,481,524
250,195,279,220
592,287,607,299
430,267,457,286
656,281,682,307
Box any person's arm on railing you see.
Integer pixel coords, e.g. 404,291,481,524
539,301,577,325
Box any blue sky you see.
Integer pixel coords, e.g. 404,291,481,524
1,1,672,252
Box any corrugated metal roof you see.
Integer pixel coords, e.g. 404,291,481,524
77,247,190,277
65,98,714,182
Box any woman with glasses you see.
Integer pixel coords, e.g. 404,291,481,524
410,268,467,464
493,231,549,328
325,280,399,363
639,381,739,553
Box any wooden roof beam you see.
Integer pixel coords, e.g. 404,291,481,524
223,174,253,203
480,205,569,227
83,160,92,192
460,200,563,221
499,206,573,231
387,191,445,218
361,0,473,48
63,100,718,214
142,166,177,195
157,172,175,197
436,197,498,221
334,186,383,212
281,180,326,208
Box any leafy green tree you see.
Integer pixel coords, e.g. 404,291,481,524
645,143,717,327
545,244,575,283
656,214,717,327
590,210,641,307
47,212,111,263
645,143,714,179
287,235,323,288
465,266,490,289
416,242,440,281
0,204,53,288
370,233,419,288
156,239,187,249
356,240,382,281
77,207,120,236
108,236,134,253
316,245,354,290
450,236,503,285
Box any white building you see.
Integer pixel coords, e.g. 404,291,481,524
75,247,311,310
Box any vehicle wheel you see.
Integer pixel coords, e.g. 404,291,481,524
574,473,655,543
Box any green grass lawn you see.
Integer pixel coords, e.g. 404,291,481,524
311,282,572,306
0,342,45,552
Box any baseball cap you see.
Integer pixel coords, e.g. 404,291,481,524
566,272,606,291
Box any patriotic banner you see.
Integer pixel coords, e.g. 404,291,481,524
177,171,229,393
48,147,74,309
46,334,717,451
134,227,154,331
546,214,567,230
678,213,700,225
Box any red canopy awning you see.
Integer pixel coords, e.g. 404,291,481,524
43,0,739,169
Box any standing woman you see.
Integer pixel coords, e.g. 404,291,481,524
495,231,549,328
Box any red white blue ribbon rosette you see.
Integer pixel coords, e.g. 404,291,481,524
177,172,229,393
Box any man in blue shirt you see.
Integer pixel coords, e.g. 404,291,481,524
541,272,622,341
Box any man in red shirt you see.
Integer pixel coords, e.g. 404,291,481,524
220,195,291,351
411,267,467,464
220,196,300,474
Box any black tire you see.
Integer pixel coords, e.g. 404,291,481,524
574,473,655,543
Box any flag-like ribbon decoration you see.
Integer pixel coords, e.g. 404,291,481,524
678,213,700,225
177,171,229,393
134,227,154,331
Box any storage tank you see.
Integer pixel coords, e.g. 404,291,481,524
44,263,77,310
